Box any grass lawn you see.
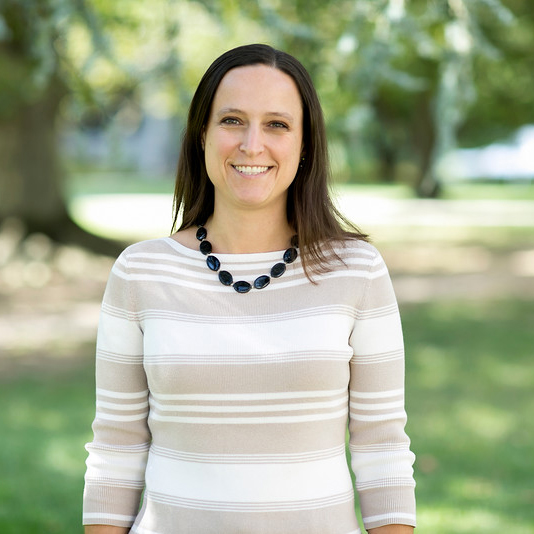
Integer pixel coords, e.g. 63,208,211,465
1,299,533,533
65,170,534,201
403,299,534,533
0,350,95,534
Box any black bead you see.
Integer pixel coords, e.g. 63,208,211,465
283,247,298,264
254,275,270,289
196,226,207,241
233,281,252,293
206,255,220,271
271,262,286,278
219,270,233,286
199,240,212,255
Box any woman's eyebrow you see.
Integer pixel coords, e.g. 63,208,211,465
216,107,243,117
266,112,295,124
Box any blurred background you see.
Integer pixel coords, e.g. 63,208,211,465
0,0,533,532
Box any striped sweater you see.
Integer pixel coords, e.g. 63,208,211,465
83,237,416,533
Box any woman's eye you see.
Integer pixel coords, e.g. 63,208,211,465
221,117,240,125
270,121,288,129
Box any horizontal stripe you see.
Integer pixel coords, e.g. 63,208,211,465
96,388,149,399
150,407,348,425
85,444,148,482
131,304,360,324
131,526,158,534
356,303,399,320
363,512,416,524
84,477,145,490
146,450,354,504
97,400,149,411
349,411,406,422
150,444,346,464
86,442,150,453
111,267,382,292
350,450,416,484
350,315,403,355
350,388,404,399
145,350,351,365
131,525,161,534
128,251,200,266
146,490,354,512
349,442,409,453
127,250,376,275
352,349,404,365
349,400,405,411
96,349,143,364
162,236,375,259
150,397,347,414
142,313,353,357
83,512,137,522
153,387,348,402
356,477,416,491
128,260,218,281
96,411,149,422
100,303,135,321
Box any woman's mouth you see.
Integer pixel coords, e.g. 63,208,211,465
232,165,270,176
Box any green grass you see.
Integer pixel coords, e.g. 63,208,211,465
0,352,96,534
403,299,534,533
1,300,533,533
443,182,534,201
64,171,534,201
66,171,175,198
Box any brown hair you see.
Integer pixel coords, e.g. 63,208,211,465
172,43,368,279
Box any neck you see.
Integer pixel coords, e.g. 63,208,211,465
206,209,294,254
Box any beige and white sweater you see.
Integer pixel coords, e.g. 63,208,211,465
83,237,416,534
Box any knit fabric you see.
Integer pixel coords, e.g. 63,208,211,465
83,237,416,533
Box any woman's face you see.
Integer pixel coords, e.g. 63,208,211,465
202,65,303,217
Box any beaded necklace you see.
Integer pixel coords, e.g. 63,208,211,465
196,225,298,293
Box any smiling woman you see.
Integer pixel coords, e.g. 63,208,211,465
83,44,416,534
202,65,303,226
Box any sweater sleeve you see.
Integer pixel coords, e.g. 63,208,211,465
83,250,151,528
348,248,416,531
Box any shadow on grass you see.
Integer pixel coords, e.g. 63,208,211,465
403,299,534,533
0,343,96,534
1,300,533,533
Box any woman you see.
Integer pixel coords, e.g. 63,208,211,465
83,44,416,534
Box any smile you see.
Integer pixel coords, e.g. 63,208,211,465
233,165,270,175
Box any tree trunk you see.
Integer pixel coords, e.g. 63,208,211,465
412,93,441,198
0,78,123,256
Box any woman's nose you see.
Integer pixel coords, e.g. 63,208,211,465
239,125,264,157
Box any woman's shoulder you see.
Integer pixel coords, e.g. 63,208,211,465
329,237,382,261
118,236,177,259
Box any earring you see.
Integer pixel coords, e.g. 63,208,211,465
299,157,305,169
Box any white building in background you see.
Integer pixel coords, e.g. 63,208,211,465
438,125,534,183
62,113,182,176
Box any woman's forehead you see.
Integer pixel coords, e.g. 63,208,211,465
211,65,303,116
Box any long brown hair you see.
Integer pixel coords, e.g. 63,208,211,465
172,43,368,279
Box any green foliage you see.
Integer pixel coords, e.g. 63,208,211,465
1,0,532,188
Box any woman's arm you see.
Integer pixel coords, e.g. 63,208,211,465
83,250,149,529
348,246,416,531
85,526,130,534
368,525,414,534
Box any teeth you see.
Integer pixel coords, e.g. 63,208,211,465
234,165,269,174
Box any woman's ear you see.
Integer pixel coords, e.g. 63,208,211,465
201,128,206,151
